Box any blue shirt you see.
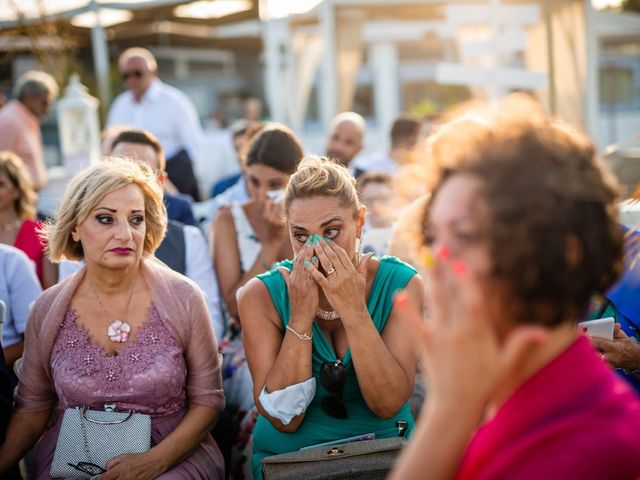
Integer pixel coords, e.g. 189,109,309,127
0,244,42,347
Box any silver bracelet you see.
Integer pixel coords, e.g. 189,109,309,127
286,325,312,341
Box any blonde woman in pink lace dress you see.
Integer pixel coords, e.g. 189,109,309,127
0,158,225,479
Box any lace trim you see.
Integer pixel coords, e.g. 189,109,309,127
53,306,181,383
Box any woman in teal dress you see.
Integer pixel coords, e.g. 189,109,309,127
238,155,424,479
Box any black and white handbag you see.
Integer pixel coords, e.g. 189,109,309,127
50,403,151,479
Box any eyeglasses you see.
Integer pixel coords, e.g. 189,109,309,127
67,462,106,476
121,70,143,81
320,359,347,419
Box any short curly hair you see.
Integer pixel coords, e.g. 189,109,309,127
422,96,623,327
44,157,167,262
0,151,37,220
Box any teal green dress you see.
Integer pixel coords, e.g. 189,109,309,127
252,256,417,479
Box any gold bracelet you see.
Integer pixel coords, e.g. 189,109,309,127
286,325,312,341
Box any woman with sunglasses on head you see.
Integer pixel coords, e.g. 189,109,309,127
238,155,424,479
391,97,640,480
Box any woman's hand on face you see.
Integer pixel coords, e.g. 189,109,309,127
304,236,373,320
590,324,640,371
98,452,164,480
278,242,319,325
399,251,547,421
262,198,287,246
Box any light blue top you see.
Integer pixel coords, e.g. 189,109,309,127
0,244,42,346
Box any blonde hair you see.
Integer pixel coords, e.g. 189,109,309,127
284,155,360,217
0,151,37,220
45,157,167,262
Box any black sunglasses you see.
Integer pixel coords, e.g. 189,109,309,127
122,70,143,81
67,461,106,476
320,359,347,419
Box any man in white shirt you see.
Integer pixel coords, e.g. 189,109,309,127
107,47,204,200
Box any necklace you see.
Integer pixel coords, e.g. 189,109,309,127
89,276,137,343
0,219,22,232
316,307,340,321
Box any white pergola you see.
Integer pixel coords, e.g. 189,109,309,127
0,0,259,107
259,0,640,149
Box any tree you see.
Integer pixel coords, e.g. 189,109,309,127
622,0,640,12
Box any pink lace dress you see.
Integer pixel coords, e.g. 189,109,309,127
36,306,224,479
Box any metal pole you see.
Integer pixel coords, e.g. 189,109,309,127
90,0,112,121
544,0,557,114
488,0,501,102
585,0,600,143
319,0,337,127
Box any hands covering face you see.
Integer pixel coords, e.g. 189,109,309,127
280,234,373,322
303,234,372,320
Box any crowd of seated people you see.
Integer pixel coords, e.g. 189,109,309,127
0,63,639,480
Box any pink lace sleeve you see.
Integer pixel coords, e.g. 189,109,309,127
14,301,57,412
184,287,225,411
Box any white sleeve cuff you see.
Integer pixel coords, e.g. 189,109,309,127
258,377,317,425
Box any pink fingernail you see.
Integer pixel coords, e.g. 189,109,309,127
394,290,410,309
436,245,450,260
451,260,466,276
421,250,436,268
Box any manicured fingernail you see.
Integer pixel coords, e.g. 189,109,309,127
307,236,313,245
314,234,321,245
323,236,331,242
312,256,318,264
394,290,410,309
421,250,435,268
451,260,466,277
304,260,310,267
436,245,450,260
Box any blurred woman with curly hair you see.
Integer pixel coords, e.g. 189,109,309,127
392,96,640,480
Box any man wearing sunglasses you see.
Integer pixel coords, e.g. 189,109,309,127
107,47,204,201
0,70,58,191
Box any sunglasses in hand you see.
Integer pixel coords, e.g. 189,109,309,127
67,461,106,476
320,359,347,419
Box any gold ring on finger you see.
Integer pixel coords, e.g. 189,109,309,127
326,267,336,276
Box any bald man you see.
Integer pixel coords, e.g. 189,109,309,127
325,111,365,169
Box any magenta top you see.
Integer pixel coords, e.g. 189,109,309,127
457,335,640,480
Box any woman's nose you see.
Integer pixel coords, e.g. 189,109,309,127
257,186,269,200
114,220,133,241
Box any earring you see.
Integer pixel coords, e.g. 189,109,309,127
355,236,362,262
